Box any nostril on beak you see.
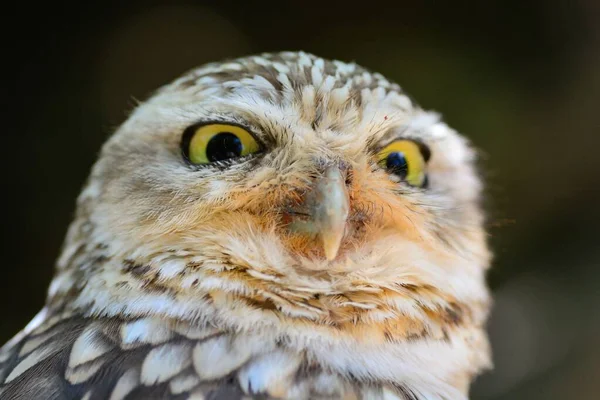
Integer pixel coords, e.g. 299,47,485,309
286,163,351,260
342,165,353,186
314,159,353,186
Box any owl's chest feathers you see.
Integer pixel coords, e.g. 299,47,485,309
42,268,485,399
1,310,474,400
43,225,489,398
59,246,474,346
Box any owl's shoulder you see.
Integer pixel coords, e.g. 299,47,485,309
0,313,417,400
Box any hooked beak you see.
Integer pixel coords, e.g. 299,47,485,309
288,166,350,260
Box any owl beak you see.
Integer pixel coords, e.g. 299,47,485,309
287,166,350,260
314,166,350,260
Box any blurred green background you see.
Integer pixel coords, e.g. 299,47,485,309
1,1,599,398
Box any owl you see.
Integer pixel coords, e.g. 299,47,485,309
0,52,492,400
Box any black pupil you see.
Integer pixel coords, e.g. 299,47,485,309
206,132,243,162
386,152,408,179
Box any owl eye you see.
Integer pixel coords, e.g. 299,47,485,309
377,139,429,187
182,123,261,165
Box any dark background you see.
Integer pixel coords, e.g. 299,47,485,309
2,1,599,398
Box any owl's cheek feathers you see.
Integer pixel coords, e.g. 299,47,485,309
191,170,429,263
98,144,437,266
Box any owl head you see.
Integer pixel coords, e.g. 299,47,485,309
47,51,491,391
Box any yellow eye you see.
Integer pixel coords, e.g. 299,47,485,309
377,140,429,187
183,123,261,165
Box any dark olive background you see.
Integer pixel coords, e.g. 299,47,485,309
1,1,599,399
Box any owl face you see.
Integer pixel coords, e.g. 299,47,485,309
52,52,490,348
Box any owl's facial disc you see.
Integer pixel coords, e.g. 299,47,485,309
179,119,436,261
285,165,350,260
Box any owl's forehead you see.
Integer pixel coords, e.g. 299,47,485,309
172,52,399,95
147,52,429,144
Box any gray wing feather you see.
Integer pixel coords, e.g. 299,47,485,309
0,316,250,400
